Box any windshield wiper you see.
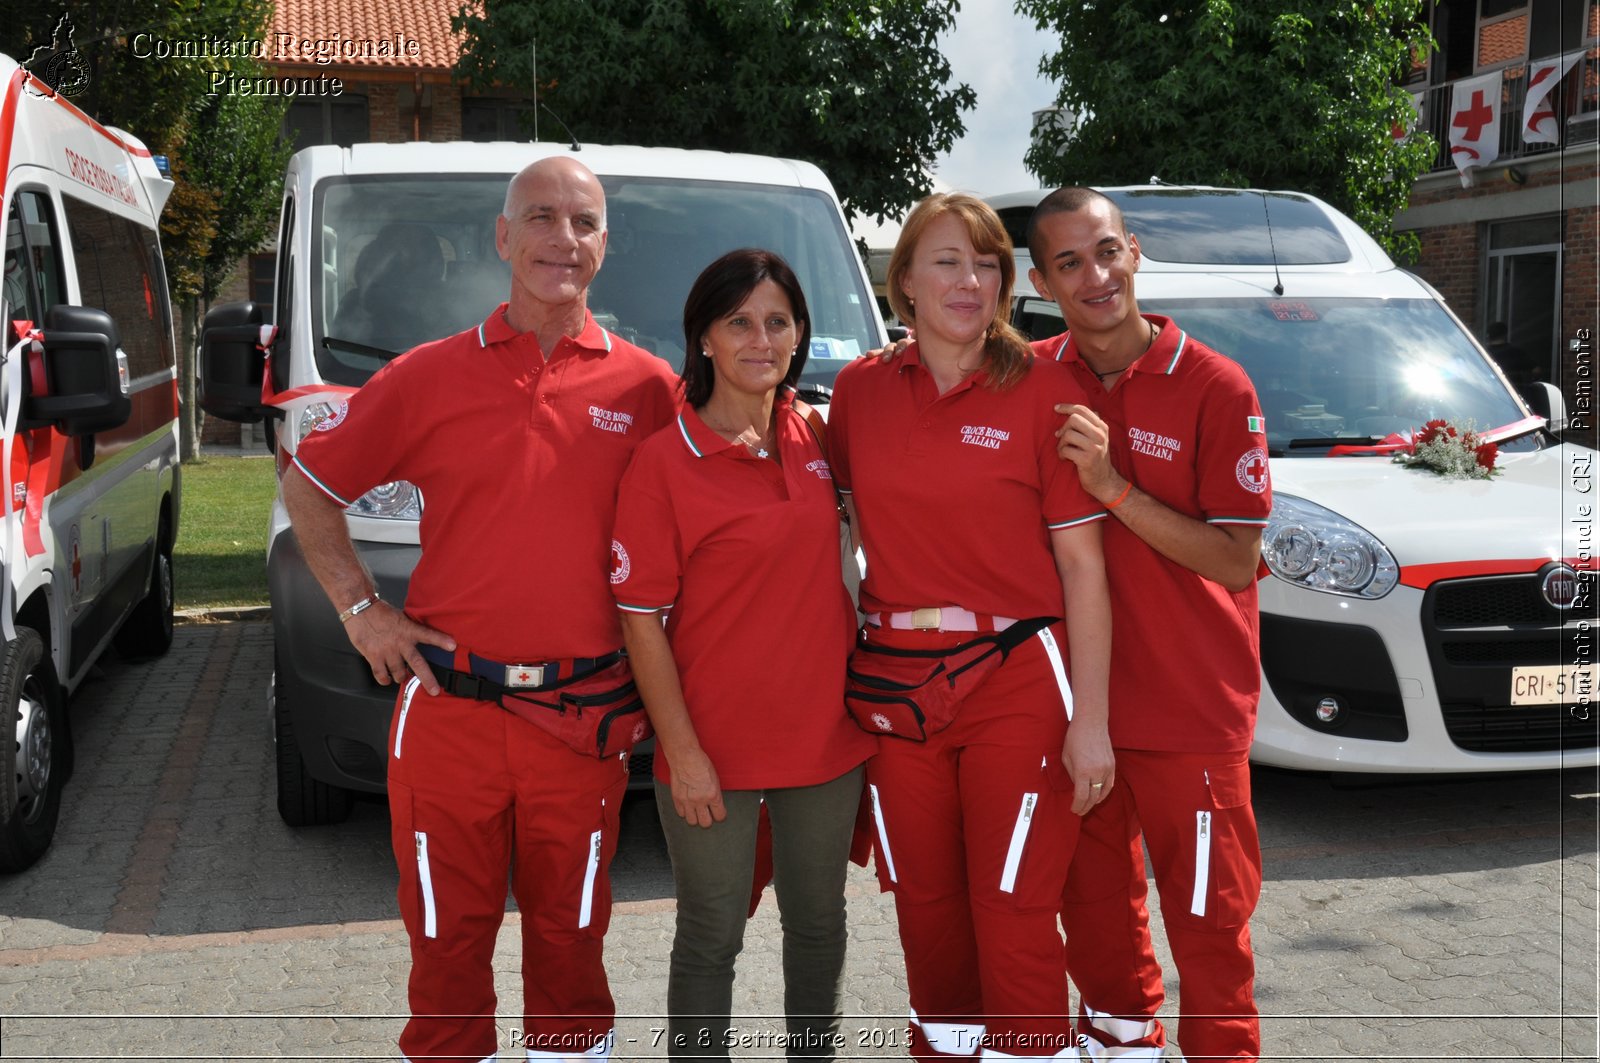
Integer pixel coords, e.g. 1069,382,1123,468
1286,436,1381,451
322,335,404,360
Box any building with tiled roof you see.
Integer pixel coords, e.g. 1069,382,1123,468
262,0,508,149
270,0,465,75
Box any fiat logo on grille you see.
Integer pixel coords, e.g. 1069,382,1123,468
1539,563,1579,610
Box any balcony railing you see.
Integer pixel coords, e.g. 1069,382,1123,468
1413,52,1600,173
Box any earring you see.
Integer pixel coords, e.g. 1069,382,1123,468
701,350,711,358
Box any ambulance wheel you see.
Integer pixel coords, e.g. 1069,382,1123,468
273,658,352,827
114,529,175,658
0,629,65,873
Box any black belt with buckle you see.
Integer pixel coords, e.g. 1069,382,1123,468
418,644,623,704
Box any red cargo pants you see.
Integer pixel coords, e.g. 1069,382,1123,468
387,677,628,1061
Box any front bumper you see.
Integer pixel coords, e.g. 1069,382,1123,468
1250,574,1598,773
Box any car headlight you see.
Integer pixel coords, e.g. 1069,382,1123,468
346,479,423,520
1263,494,1398,599
296,401,424,521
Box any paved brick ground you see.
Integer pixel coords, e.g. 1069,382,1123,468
0,621,1595,1060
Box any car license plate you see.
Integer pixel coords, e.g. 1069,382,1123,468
1509,664,1595,705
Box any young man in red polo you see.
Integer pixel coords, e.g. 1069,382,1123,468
284,157,678,1062
1029,187,1272,1062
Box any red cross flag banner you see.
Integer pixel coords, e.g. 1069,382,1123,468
1449,69,1503,185
1392,91,1424,142
1522,51,1584,144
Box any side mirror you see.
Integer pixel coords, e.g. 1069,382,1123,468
200,300,269,423
21,305,132,436
1521,380,1568,435
886,326,909,343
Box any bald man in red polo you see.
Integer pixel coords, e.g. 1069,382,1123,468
285,157,677,1063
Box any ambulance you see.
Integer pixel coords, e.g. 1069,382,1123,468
990,185,1596,775
199,141,884,825
1,55,182,870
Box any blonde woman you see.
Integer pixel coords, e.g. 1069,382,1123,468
829,193,1112,1061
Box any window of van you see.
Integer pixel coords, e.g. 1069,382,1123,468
1106,189,1353,265
63,194,173,378
1018,296,1545,457
4,191,67,325
309,174,879,396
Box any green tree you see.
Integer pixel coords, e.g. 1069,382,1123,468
4,0,286,457
1017,0,1436,260
453,0,977,225
164,87,291,460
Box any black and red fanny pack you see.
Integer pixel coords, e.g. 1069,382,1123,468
420,646,653,759
844,616,1058,741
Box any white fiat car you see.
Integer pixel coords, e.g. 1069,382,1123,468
990,186,1595,774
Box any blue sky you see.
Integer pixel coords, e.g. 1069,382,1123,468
931,0,1060,198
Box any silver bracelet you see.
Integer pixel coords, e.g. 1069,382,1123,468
338,593,380,624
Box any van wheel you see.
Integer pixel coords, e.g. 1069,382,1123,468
273,659,352,827
0,629,65,872
114,533,175,658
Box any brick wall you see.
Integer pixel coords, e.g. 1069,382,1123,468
429,82,461,141
365,81,401,142
1404,156,1599,445
361,77,460,142
1411,222,1483,325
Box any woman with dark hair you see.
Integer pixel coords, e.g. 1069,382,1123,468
829,193,1113,1060
610,248,874,1060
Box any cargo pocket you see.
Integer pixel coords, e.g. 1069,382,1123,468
1189,760,1257,927
389,780,438,939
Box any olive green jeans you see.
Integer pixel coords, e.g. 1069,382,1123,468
656,763,865,1062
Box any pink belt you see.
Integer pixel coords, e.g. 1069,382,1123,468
863,608,1018,633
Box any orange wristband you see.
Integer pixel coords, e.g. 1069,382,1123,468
1105,482,1133,510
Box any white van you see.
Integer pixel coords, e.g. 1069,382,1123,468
989,185,1595,775
1,55,182,870
200,141,885,824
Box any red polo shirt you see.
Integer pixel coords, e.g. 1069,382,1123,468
1038,315,1271,753
293,303,679,661
610,393,873,789
829,345,1105,621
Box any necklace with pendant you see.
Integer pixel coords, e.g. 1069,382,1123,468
704,414,772,458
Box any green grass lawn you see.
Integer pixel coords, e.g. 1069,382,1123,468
176,455,276,609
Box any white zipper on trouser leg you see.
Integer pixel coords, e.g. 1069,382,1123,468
394,676,421,758
578,799,604,929
998,793,1039,894
1037,628,1074,721
869,784,898,883
414,831,437,938
1190,810,1212,917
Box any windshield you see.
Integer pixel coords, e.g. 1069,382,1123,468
309,174,880,394
1015,296,1541,456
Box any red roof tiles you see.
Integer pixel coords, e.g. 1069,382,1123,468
269,0,470,73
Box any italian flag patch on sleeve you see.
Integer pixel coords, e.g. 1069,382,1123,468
1247,416,1265,433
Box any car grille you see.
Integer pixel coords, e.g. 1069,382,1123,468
1422,573,1596,753
1433,579,1553,627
